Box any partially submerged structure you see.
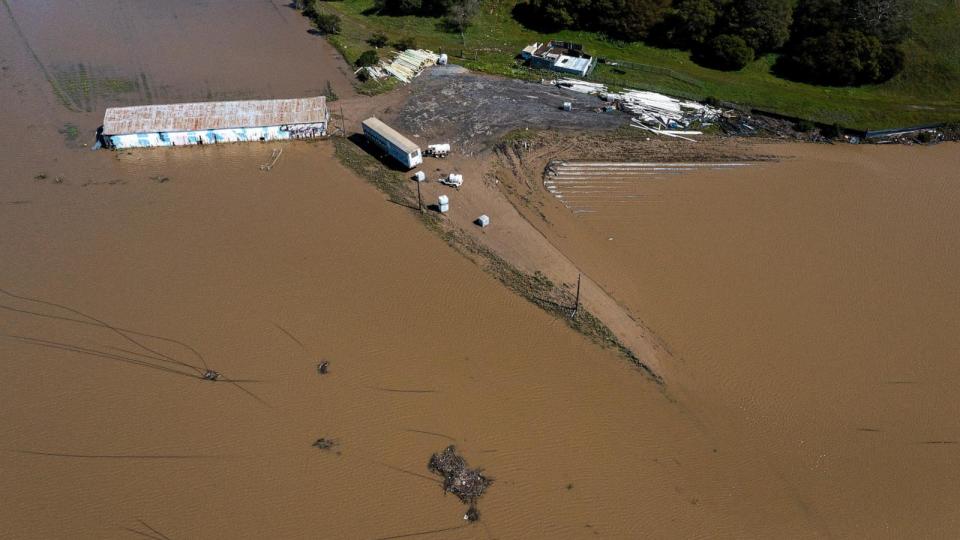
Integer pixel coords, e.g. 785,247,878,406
521,41,597,77
101,97,329,149
361,117,422,169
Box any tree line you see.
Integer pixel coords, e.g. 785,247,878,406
513,0,910,85
371,0,481,33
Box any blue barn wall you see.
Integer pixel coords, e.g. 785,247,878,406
108,123,327,149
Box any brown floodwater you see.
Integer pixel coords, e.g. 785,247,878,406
3,1,958,538
528,143,960,538
0,1,825,539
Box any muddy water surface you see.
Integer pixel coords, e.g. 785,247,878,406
533,143,960,537
0,1,825,539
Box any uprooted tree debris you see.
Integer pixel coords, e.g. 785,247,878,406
428,445,492,521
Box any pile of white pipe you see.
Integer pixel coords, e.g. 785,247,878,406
552,78,728,140
382,49,440,83
618,89,721,133
555,78,607,95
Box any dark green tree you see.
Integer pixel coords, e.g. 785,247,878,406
595,0,672,40
355,50,381,67
696,33,754,70
718,0,792,54
665,0,719,47
786,30,883,85
777,0,906,85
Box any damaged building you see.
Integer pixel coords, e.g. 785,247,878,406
100,96,329,149
520,40,597,78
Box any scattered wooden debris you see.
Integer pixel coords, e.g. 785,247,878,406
428,445,492,510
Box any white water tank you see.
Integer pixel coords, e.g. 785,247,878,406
439,204,450,213
476,214,490,227
413,171,426,182
438,194,449,206
438,54,448,65
562,102,572,111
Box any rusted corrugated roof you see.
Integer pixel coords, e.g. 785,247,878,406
102,97,327,135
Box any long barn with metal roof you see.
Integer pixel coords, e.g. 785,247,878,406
101,96,329,149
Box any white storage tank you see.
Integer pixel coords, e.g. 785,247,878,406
476,214,490,228
428,143,451,156
562,102,572,111
438,53,448,65
413,171,426,182
438,194,450,213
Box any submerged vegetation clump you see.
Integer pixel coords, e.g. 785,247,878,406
428,445,491,521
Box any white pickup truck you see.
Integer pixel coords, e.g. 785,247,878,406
439,173,463,188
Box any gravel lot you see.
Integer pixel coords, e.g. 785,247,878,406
395,66,628,153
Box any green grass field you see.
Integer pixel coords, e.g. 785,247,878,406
321,0,960,130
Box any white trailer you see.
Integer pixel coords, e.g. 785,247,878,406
362,117,422,169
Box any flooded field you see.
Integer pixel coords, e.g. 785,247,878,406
3,1,959,538
517,141,960,538
0,1,814,538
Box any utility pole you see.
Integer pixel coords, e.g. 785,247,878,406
572,273,581,319
416,180,423,213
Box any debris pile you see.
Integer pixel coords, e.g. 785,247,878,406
428,445,492,506
863,126,953,145
553,78,725,140
364,49,441,84
618,90,722,132
312,437,337,451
